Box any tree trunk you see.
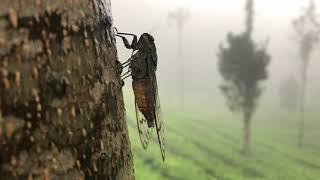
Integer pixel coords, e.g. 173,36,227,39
298,62,307,147
0,1,134,179
243,110,252,157
177,24,185,111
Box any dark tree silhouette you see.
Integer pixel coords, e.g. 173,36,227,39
292,0,320,147
217,0,270,156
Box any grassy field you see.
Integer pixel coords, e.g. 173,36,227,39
123,91,320,180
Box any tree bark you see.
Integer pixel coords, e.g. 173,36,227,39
0,1,134,179
243,110,252,157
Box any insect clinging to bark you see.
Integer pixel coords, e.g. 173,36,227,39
114,28,165,161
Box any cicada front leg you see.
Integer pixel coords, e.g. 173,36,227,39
116,59,132,86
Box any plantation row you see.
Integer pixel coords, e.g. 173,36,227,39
127,112,320,180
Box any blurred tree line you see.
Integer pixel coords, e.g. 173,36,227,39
292,0,320,147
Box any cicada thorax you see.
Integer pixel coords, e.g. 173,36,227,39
132,77,156,128
130,50,157,128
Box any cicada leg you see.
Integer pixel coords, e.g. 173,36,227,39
114,27,138,50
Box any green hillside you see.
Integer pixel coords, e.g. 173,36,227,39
123,92,320,180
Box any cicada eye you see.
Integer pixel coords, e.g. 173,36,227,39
148,35,154,42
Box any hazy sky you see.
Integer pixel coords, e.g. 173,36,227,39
144,0,305,16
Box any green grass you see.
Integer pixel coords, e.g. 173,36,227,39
123,90,320,180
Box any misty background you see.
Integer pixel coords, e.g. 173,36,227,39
112,0,320,179
113,0,320,115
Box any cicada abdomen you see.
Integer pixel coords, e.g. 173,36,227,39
132,78,156,128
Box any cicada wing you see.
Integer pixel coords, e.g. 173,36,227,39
149,70,165,161
134,99,151,150
154,94,165,161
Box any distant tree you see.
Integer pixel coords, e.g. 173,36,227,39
217,0,270,156
292,0,320,147
279,75,299,112
168,8,191,109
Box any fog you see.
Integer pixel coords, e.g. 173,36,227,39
112,1,320,178
112,0,320,111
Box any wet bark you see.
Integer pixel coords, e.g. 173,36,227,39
0,0,134,179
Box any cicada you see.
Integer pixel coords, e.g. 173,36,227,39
115,28,165,161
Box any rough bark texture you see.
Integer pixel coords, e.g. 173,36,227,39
0,1,134,179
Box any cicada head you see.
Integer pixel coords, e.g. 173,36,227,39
138,33,156,52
